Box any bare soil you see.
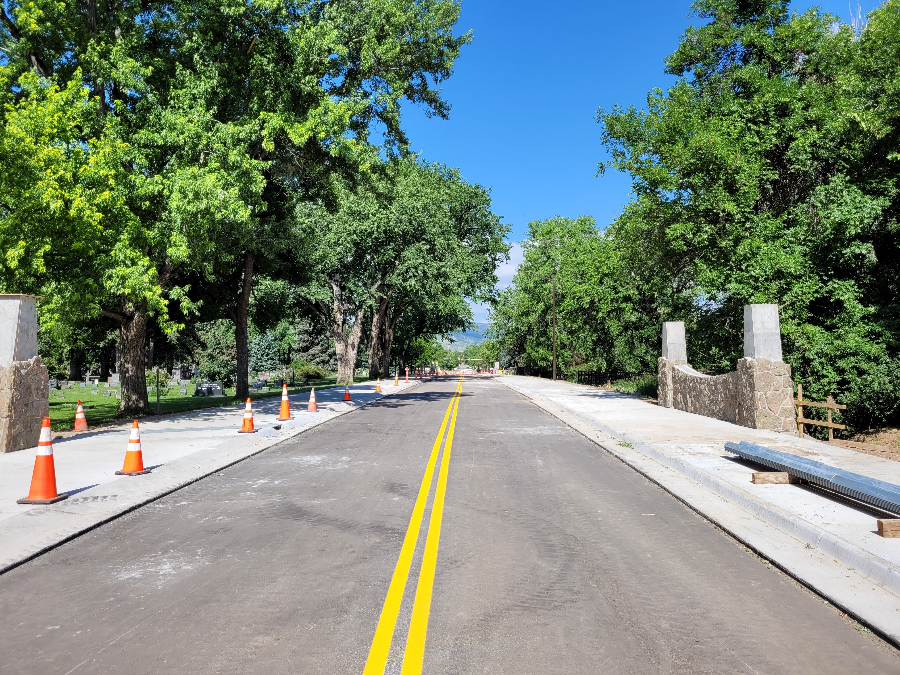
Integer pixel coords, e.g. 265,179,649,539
840,427,900,463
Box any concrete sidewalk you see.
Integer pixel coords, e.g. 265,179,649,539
498,375,900,646
0,378,427,574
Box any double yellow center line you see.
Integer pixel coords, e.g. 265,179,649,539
363,378,463,675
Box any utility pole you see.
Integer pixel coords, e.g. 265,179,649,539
551,274,557,381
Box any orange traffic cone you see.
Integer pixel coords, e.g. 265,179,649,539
394,372,399,386
278,382,291,421
238,398,257,433
343,385,351,401
308,387,318,412
74,401,88,432
117,420,150,475
405,367,409,383
376,378,381,393
18,417,67,504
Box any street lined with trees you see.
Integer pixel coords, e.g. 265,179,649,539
0,0,507,414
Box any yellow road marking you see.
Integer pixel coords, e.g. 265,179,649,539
362,379,462,675
401,382,462,674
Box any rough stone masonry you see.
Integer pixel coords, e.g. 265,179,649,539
658,305,797,432
0,295,49,453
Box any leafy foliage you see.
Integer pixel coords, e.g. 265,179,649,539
249,332,282,375
492,1,900,431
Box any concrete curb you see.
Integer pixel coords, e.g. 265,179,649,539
498,376,900,646
0,378,430,575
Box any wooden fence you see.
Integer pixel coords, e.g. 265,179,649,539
795,383,846,441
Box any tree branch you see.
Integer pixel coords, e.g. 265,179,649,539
1,8,52,77
100,308,126,324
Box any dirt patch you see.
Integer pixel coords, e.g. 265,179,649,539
839,428,900,463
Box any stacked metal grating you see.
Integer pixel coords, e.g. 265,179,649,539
725,440,900,515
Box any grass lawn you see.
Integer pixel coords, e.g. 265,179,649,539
48,378,341,431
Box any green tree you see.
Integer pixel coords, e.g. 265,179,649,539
0,0,472,411
249,332,282,376
295,159,507,384
592,0,899,407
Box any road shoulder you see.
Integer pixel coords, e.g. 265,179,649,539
497,375,900,647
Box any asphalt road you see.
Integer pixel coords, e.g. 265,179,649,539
1,377,898,674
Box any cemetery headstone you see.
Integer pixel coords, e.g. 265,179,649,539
80,382,86,388
180,387,187,396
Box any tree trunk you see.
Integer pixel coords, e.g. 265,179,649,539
328,274,365,385
99,346,112,380
118,309,148,414
229,252,255,400
68,351,82,381
147,337,155,369
381,306,402,378
334,307,365,385
368,293,391,378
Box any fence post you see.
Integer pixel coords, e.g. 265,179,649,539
827,395,834,442
797,383,804,438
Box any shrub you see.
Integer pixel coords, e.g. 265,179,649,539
291,360,329,380
198,360,236,387
145,367,172,392
841,360,900,432
610,373,658,399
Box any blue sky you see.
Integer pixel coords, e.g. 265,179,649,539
397,1,882,322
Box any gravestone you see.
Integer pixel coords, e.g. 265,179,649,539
0,295,49,453
194,382,224,396
180,388,187,396
79,382,86,388
108,373,120,386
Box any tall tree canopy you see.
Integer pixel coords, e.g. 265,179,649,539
296,158,508,384
492,0,900,431
0,0,471,410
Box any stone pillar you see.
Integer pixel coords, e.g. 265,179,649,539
744,304,783,361
0,295,49,453
738,304,796,432
658,321,687,408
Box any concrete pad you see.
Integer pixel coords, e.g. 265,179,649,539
498,375,900,645
0,378,429,573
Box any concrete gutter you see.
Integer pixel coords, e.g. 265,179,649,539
0,378,428,575
497,375,900,647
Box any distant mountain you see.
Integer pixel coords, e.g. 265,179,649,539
442,322,489,352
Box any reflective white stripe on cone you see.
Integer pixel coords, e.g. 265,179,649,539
17,417,67,504
239,398,257,433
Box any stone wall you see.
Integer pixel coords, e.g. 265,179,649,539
666,361,745,424
659,356,796,432
656,306,797,432
0,356,49,453
739,357,797,432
